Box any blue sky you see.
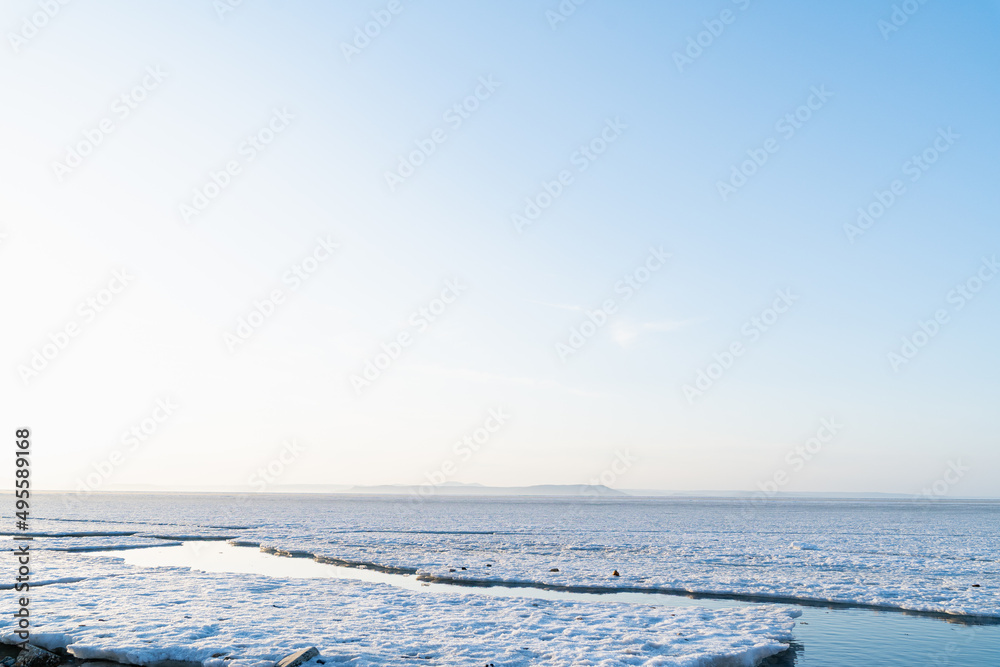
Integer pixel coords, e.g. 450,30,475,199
2,0,998,496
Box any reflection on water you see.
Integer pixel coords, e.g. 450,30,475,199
110,541,1000,667
119,540,734,606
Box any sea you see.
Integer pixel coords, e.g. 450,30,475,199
24,493,1000,666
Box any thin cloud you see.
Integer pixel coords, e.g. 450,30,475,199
528,299,584,312
642,319,700,333
406,364,615,399
612,319,700,347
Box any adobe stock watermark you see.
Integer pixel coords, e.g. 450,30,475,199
555,246,670,362
887,255,997,372
878,0,930,41
512,117,627,233
409,408,510,502
179,108,294,224
351,278,467,394
340,0,407,63
214,0,246,20
52,66,168,182
716,85,833,202
545,0,589,30
844,127,958,243
7,0,72,53
248,439,306,491
224,235,339,352
915,459,968,500
752,418,842,502
214,438,306,527
384,75,501,192
63,398,179,509
17,269,134,385
683,289,798,404
672,0,752,74
582,450,638,499
920,625,978,667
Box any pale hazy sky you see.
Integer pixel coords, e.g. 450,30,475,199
3,0,998,496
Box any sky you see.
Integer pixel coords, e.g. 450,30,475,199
2,0,998,497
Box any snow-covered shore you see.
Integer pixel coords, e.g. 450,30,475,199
6,493,997,665
19,496,1000,618
24,493,1000,619
1,551,797,667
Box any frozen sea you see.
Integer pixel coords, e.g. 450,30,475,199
2,494,998,666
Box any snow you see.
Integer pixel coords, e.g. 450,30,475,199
238,497,1000,619
6,493,997,665
1,550,798,667
23,495,1000,619
788,542,819,550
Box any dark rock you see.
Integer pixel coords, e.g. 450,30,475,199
275,648,319,667
460,567,467,570
612,570,620,577
549,568,559,572
449,569,456,572
485,564,492,567
275,648,320,667
972,584,981,587
14,646,61,667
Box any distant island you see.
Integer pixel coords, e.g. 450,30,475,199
39,481,993,500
